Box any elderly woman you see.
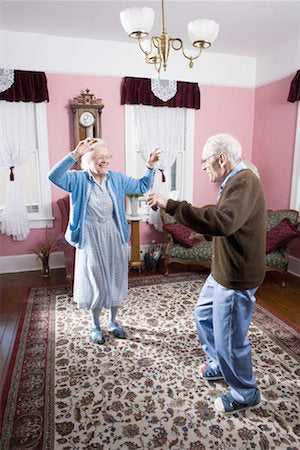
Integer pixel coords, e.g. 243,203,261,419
49,137,160,344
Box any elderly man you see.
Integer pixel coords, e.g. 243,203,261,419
148,133,266,414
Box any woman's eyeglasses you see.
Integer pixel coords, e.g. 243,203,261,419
97,154,113,160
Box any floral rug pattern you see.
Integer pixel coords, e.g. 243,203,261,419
1,275,300,449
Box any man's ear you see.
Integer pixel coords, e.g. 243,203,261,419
219,153,227,167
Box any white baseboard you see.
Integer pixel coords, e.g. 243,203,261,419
0,251,65,274
2,249,299,278
288,255,300,278
0,244,158,274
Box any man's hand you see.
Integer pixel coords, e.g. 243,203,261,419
147,192,168,210
189,232,203,242
147,148,162,167
71,137,98,160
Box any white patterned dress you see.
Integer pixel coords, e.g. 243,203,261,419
73,178,128,310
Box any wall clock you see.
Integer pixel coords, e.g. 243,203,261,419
79,111,95,128
70,89,104,146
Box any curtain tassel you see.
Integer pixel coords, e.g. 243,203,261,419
159,169,166,182
9,166,15,181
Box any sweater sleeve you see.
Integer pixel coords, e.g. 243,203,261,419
48,154,79,192
122,168,154,195
166,174,261,236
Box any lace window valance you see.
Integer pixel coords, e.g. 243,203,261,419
121,77,200,109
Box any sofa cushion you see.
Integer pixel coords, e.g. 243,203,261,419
266,218,299,254
163,223,201,248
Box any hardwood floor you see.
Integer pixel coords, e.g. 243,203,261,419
1,267,299,394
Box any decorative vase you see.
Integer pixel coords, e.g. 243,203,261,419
130,196,139,217
41,255,50,277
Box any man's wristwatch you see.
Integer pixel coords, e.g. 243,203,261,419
146,163,154,170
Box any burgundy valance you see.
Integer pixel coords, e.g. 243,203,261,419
0,70,49,102
121,77,200,109
288,70,300,103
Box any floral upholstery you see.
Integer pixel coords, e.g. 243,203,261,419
266,210,298,230
161,209,299,276
265,210,299,273
265,248,286,270
169,241,212,262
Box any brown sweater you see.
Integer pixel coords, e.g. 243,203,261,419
166,169,266,290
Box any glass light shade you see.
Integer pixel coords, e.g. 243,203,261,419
142,38,157,56
187,19,219,45
120,7,155,36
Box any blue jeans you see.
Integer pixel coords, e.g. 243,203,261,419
194,273,258,404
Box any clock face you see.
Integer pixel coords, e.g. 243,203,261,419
79,111,95,128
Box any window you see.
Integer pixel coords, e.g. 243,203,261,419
0,102,53,228
125,104,195,218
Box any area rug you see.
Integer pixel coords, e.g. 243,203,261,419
1,275,300,449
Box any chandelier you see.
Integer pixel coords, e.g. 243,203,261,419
120,0,219,73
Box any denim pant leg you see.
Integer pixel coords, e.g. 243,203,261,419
194,274,219,369
212,279,258,404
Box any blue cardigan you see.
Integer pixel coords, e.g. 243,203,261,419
48,154,154,248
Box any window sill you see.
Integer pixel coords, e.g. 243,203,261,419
0,216,55,229
28,217,55,228
126,214,149,223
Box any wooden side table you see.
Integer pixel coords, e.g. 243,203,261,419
128,217,143,273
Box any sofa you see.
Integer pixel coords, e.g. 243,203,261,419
161,209,299,286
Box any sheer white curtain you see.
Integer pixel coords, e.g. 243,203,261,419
135,104,185,230
0,101,36,240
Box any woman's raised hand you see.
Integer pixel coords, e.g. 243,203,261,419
147,148,162,167
72,137,98,160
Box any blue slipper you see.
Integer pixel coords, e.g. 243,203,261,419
90,327,105,345
107,322,126,339
214,389,261,414
198,363,224,381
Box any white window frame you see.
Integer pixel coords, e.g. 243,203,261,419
0,102,54,228
289,102,300,211
125,104,195,219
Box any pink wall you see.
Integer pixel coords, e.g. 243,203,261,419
193,85,255,206
1,73,297,259
252,75,298,209
252,75,300,257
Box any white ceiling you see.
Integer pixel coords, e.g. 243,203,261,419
1,1,299,58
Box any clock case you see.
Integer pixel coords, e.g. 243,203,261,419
70,89,104,146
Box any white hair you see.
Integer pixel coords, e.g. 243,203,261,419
203,133,242,165
80,138,107,170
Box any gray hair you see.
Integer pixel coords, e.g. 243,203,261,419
203,133,242,165
80,138,107,170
